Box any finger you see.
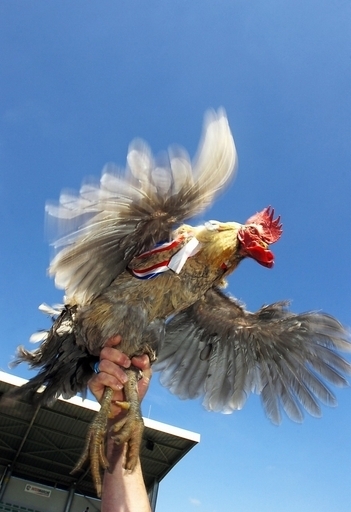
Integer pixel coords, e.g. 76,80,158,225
100,346,131,369
89,371,123,394
89,376,125,418
131,354,151,372
98,359,129,385
88,372,126,409
104,335,123,348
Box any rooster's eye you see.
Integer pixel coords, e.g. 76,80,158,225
247,226,259,237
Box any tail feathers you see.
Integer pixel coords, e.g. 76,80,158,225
9,306,95,406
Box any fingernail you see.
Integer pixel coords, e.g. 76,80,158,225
123,358,131,368
119,372,128,384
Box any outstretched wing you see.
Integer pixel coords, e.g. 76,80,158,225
47,109,237,304
155,288,351,423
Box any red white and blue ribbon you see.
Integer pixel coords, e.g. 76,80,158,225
129,237,201,280
133,239,182,259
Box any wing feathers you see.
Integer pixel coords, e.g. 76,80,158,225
205,339,234,413
155,288,351,423
47,109,236,304
158,320,209,400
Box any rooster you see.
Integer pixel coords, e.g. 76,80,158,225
11,109,350,497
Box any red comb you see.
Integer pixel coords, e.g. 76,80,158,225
245,206,282,243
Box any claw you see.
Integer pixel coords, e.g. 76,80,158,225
71,386,113,497
110,367,144,472
71,367,144,497
114,400,131,411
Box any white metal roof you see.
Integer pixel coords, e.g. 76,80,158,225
0,371,199,499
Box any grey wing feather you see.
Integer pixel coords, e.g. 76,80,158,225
47,109,237,304
155,288,351,423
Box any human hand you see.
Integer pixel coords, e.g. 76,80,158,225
88,336,152,417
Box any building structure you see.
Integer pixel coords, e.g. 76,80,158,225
0,371,200,512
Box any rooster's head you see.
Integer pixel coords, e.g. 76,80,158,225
238,207,282,268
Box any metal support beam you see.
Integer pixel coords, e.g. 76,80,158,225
0,404,41,502
148,479,159,512
12,404,41,467
63,484,76,512
0,466,12,501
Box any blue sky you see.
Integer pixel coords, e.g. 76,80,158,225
1,1,350,511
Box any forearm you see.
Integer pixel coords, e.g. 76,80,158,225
101,436,151,512
88,341,152,511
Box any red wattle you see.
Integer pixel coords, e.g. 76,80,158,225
246,245,274,268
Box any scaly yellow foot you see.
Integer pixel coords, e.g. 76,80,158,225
110,367,144,472
71,386,113,497
71,367,145,497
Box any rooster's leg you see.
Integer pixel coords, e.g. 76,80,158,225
72,368,144,497
110,366,144,472
72,386,114,497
